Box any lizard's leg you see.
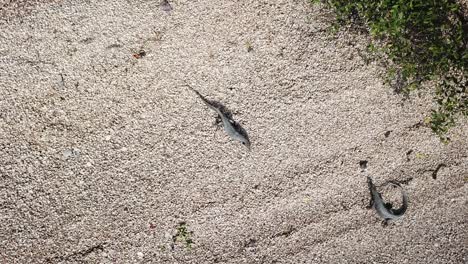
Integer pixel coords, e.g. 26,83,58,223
211,116,222,140
384,202,393,210
366,198,374,209
213,116,222,130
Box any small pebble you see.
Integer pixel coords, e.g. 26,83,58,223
160,0,172,12
63,148,80,159
137,252,144,259
359,160,368,171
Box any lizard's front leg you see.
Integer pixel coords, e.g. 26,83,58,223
213,116,223,130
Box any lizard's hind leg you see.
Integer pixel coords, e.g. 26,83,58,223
213,116,223,130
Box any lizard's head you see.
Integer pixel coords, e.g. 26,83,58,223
241,138,251,150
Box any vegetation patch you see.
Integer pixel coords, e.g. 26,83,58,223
314,0,467,141
172,222,194,249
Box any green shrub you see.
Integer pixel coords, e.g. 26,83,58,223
315,0,467,141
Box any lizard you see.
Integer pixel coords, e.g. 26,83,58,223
367,177,408,222
185,85,251,150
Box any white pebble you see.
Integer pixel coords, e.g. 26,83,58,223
137,252,144,259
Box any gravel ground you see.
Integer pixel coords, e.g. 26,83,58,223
1,0,467,263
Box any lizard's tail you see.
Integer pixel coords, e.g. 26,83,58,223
183,83,206,101
183,83,220,114
382,180,408,216
183,83,198,95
